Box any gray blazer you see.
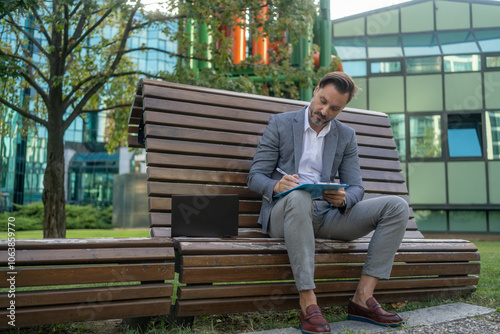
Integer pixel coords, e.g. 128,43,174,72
247,107,364,233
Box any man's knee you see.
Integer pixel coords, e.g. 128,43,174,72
385,196,409,223
283,190,313,209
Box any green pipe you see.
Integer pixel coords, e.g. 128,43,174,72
319,0,332,68
198,22,210,69
185,18,195,69
299,23,313,101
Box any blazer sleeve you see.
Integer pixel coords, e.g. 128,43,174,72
247,114,281,203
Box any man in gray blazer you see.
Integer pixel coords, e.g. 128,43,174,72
247,72,409,333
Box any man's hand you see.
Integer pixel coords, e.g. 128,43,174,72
323,188,346,207
273,174,299,195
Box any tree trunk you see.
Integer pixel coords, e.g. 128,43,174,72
42,119,66,238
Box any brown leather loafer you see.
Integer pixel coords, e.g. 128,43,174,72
299,304,331,334
347,297,405,327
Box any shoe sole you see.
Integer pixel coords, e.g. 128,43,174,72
299,323,331,334
347,314,405,328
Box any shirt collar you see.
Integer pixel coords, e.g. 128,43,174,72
304,106,331,137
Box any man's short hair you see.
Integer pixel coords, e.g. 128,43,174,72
318,72,359,103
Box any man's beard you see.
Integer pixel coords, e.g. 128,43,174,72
310,109,332,127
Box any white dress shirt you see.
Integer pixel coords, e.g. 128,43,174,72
298,107,331,185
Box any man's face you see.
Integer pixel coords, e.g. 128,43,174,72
308,83,350,132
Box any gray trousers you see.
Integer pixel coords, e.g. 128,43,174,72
269,190,409,291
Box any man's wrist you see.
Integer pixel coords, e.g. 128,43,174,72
339,198,346,208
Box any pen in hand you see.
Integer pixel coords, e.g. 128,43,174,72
276,167,288,176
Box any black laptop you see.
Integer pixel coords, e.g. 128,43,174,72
171,194,239,237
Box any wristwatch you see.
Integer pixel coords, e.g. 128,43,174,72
339,198,346,208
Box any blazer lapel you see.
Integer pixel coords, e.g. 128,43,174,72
293,108,306,173
321,120,338,182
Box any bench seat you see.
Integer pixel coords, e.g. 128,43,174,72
128,79,480,319
0,238,175,328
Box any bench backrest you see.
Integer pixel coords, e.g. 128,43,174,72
128,79,420,238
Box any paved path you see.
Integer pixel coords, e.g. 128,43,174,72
244,303,496,334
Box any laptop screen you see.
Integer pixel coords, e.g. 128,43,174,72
171,194,239,237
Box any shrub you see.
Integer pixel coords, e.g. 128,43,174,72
0,202,113,231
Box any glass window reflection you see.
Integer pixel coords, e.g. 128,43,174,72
486,111,500,160
370,61,401,74
448,114,483,158
367,36,403,58
402,34,441,57
475,30,500,52
439,31,479,54
342,61,367,77
410,115,442,158
388,114,406,161
444,55,481,72
334,38,367,60
406,56,442,74
486,56,500,68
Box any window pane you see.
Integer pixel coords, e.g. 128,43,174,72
444,72,483,111
486,111,500,160
406,56,442,74
472,3,500,29
475,30,500,52
367,36,403,58
369,76,404,112
388,114,406,161
444,55,481,72
342,61,367,77
449,211,487,232
436,0,470,30
334,38,367,60
406,74,443,112
415,210,447,232
486,56,500,68
447,114,483,158
402,34,441,57
370,61,401,74
367,10,399,35
401,1,434,33
439,31,479,55
410,115,442,158
333,17,365,37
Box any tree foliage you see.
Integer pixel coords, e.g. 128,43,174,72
0,0,336,237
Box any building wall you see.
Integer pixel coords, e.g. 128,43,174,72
333,0,500,233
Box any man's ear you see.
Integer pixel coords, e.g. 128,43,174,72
313,85,320,95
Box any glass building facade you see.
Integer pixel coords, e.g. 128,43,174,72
333,0,500,234
0,19,177,212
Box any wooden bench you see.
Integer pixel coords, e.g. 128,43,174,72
0,238,175,328
128,79,480,319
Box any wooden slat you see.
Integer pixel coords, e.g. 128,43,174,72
0,283,172,308
148,196,261,213
146,152,252,171
179,262,480,284
0,247,174,265
177,276,479,300
0,298,171,328
147,182,259,199
145,124,262,146
180,251,480,267
175,239,478,255
0,238,173,250
144,97,272,123
0,263,175,288
145,110,266,135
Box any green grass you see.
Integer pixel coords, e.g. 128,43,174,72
0,228,149,239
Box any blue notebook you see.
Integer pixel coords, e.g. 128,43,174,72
273,183,349,198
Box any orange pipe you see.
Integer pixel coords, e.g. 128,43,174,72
252,5,269,64
233,15,246,64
